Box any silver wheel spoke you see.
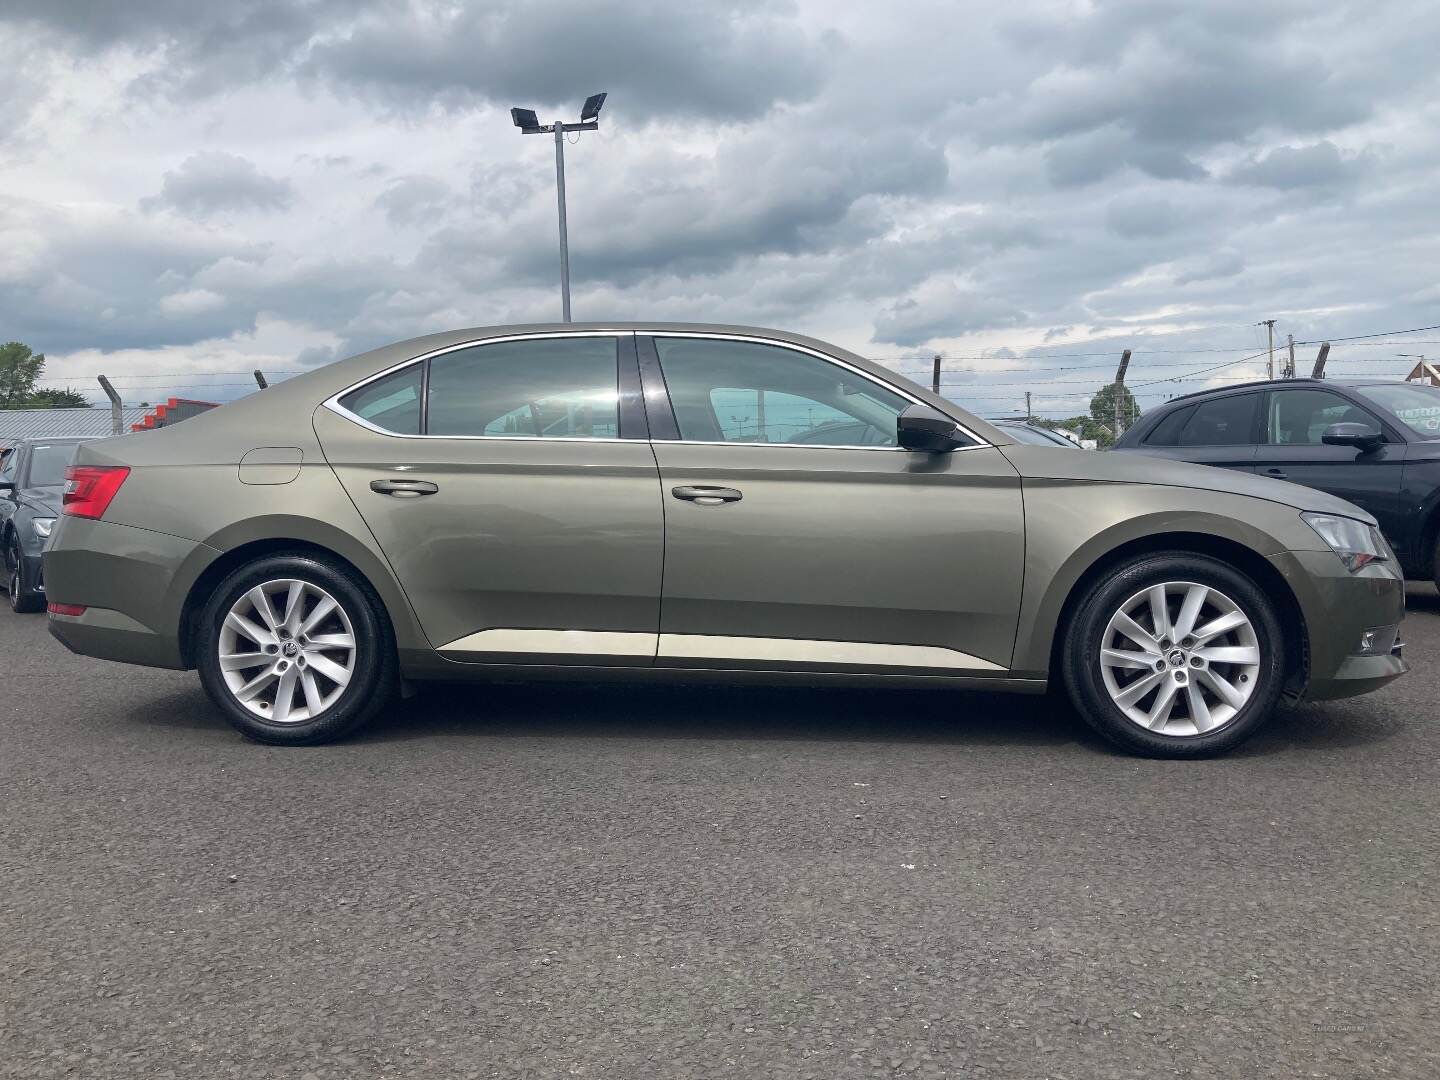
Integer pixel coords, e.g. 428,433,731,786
225,610,275,648
300,669,324,715
1193,610,1247,645
271,667,299,722
282,581,306,633
1186,683,1215,733
1146,678,1180,730
1112,612,1159,652
220,651,270,671
1114,669,1166,708
1196,645,1260,665
299,596,338,635
306,632,354,650
1173,585,1208,640
234,668,278,702
247,586,282,632
1102,648,1154,671
1147,585,1172,641
306,652,351,687
218,577,357,724
1199,668,1246,710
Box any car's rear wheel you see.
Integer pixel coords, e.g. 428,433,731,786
7,535,43,613
196,553,397,745
1062,553,1285,757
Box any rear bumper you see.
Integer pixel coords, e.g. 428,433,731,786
43,517,220,670
1271,549,1410,702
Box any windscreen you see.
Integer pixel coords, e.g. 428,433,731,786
1355,383,1440,439
27,443,84,487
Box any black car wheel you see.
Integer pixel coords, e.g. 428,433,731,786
7,535,44,613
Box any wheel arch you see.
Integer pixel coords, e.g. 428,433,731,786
1044,532,1309,699
178,527,423,669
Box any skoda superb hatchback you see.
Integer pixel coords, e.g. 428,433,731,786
44,324,1407,757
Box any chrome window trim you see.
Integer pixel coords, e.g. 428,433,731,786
321,329,637,442
320,327,991,449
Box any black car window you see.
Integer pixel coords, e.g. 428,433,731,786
653,337,914,447
27,443,84,487
1266,390,1374,445
1143,406,1195,446
427,337,619,439
0,449,15,484
1177,395,1258,446
339,363,423,434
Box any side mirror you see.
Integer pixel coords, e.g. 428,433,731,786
0,481,13,493
1321,422,1384,452
897,404,968,452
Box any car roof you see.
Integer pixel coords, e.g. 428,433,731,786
1159,377,1398,406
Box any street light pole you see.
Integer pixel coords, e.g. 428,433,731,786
553,125,571,322
512,93,606,324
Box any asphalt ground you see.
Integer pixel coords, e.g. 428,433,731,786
2,587,1437,1080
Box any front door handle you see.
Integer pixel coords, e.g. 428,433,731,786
671,485,743,506
1263,468,1288,480
370,478,439,498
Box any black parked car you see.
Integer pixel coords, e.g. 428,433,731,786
0,437,95,612
1114,379,1440,585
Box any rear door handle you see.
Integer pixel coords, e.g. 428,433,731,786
671,485,743,506
1263,468,1288,480
370,479,439,498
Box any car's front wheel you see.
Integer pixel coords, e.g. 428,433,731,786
1062,553,1285,757
196,553,397,745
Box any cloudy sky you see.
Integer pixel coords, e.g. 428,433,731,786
2,0,1438,417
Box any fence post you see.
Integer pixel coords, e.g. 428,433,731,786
253,370,269,390
97,376,122,435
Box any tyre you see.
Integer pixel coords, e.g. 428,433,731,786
1062,553,1285,758
8,535,43,613
196,553,397,745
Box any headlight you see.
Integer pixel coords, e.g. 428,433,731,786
32,517,55,540
1302,512,1389,573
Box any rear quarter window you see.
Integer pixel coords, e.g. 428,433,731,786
1144,406,1194,446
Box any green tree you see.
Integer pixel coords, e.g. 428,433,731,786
28,387,91,409
1086,382,1140,447
0,342,93,409
0,342,46,406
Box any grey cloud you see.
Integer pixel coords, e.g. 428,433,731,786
1105,194,1185,238
1174,251,1246,286
1226,141,1368,190
375,175,454,227
303,1,834,122
873,287,1028,348
141,152,294,217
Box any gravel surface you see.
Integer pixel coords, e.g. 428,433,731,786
2,587,1438,1079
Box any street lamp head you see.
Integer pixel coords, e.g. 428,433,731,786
510,107,541,131
580,92,607,123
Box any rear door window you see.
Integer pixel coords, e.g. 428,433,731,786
1176,395,1258,446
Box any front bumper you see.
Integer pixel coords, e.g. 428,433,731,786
43,516,220,670
1271,549,1410,702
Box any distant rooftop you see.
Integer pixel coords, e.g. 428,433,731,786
0,398,219,447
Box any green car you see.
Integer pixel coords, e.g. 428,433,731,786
44,324,1407,756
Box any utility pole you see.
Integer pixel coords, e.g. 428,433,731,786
1311,342,1331,379
511,94,607,323
1113,348,1132,437
96,375,122,435
1259,319,1277,380
1286,334,1296,379
932,354,942,395
1025,391,1032,421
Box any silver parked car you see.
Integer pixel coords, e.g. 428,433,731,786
44,324,1406,756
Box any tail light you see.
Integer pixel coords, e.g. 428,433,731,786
47,602,86,617
63,465,130,519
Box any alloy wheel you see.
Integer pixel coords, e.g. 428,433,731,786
1098,581,1261,737
217,578,357,723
